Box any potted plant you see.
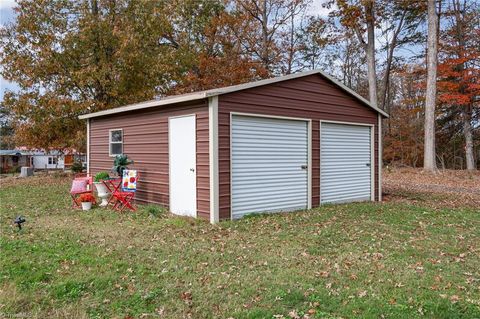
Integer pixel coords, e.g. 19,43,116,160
78,193,96,211
112,154,134,177
94,171,110,207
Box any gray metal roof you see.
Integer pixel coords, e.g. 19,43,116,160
0,150,32,156
79,69,389,119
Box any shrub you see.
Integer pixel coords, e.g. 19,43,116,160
71,161,83,173
112,154,134,176
9,166,21,175
78,193,96,204
94,171,110,182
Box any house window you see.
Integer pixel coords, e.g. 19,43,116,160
48,157,57,165
109,129,123,156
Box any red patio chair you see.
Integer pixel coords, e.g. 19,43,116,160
70,175,93,208
112,170,139,212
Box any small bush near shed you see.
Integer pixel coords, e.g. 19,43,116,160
9,166,20,175
70,161,83,173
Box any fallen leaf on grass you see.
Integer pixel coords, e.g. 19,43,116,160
450,295,460,303
181,291,193,305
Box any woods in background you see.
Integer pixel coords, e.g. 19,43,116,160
0,0,479,170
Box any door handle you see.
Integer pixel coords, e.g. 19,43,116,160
190,168,195,172
301,165,308,170
366,163,371,167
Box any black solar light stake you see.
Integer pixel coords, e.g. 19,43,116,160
14,216,26,230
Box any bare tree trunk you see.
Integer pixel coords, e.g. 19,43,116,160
379,10,406,112
423,0,439,172
365,1,377,108
451,0,476,171
463,106,475,170
352,1,377,107
261,0,270,71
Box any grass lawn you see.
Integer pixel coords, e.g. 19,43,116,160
0,174,479,319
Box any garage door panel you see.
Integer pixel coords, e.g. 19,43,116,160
233,182,308,193
232,115,308,219
321,122,372,204
233,199,307,212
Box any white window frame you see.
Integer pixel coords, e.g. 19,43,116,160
109,129,123,157
48,156,57,165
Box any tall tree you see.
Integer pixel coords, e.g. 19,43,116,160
0,0,174,150
296,16,330,71
170,3,269,93
377,1,425,113
423,0,440,172
0,0,267,150
383,65,426,167
437,0,479,170
331,0,378,107
230,0,309,75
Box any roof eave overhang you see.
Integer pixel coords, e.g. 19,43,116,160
78,70,389,120
78,92,209,120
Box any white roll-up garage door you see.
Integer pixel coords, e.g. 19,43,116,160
231,115,308,219
320,122,372,204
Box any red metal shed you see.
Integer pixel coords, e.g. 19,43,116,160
80,70,389,222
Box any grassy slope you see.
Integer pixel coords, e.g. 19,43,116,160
0,176,479,319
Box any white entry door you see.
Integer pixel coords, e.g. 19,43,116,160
169,115,197,217
320,122,372,204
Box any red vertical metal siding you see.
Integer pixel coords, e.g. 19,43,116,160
89,101,210,220
218,74,379,220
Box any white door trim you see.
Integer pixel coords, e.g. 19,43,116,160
319,120,375,203
168,114,197,217
86,119,90,175
229,112,312,220
378,114,382,201
209,97,219,223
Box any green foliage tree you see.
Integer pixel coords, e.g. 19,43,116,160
1,0,203,150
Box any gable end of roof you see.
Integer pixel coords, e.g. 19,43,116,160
79,70,389,119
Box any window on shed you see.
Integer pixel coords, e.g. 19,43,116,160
109,129,123,156
48,157,57,165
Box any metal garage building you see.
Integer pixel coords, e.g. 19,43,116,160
80,70,388,222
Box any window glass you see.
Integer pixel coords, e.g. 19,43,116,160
111,130,122,142
110,143,122,156
110,129,123,156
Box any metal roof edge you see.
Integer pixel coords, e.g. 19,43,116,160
78,92,208,119
79,69,389,120
314,70,389,118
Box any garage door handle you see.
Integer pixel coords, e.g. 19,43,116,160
190,168,195,172
301,165,308,170
366,163,371,167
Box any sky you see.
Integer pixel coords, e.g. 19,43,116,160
0,0,18,100
0,0,332,100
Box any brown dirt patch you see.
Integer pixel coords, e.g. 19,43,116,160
383,168,480,209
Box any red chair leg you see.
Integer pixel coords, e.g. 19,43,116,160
112,193,136,212
121,194,135,212
71,194,80,208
